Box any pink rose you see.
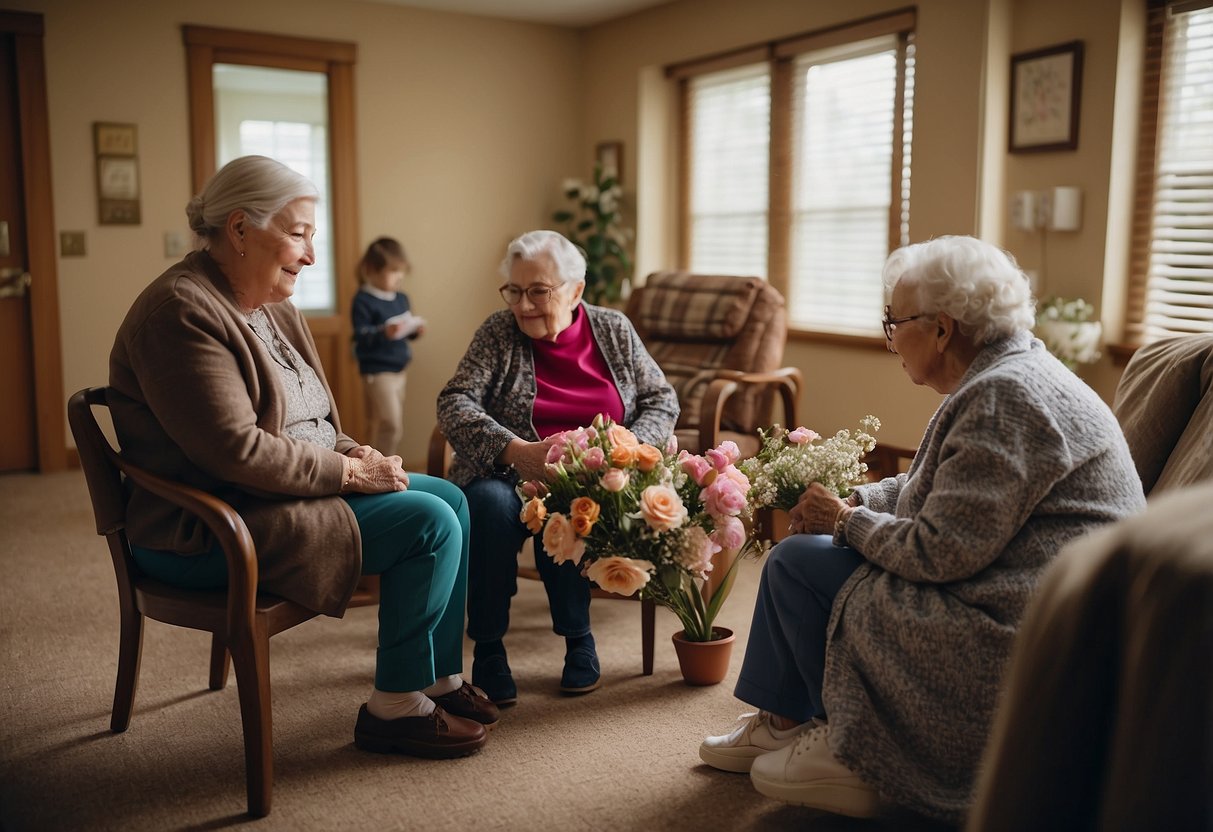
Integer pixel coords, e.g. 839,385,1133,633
702,474,747,518
520,480,539,499
581,446,605,471
705,441,741,470
586,556,653,596
787,427,820,445
679,451,714,486
710,515,746,551
542,513,586,566
639,484,687,532
719,465,750,492
601,467,629,492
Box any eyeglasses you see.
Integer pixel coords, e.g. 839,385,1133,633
882,305,928,341
499,283,561,306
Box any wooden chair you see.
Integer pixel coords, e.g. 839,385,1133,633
427,426,657,675
68,387,316,818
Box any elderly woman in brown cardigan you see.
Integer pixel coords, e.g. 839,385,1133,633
108,155,495,759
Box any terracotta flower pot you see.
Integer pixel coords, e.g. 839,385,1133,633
671,627,735,686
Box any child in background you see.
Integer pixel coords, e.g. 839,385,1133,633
352,237,425,457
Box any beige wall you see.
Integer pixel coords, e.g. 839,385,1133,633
12,0,583,465
14,0,1142,464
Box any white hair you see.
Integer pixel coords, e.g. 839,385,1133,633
185,155,319,247
882,235,1035,344
498,230,586,285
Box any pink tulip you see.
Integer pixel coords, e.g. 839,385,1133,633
546,443,565,464
581,446,605,471
705,441,741,470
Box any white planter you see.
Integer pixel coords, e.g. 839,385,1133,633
1036,320,1102,368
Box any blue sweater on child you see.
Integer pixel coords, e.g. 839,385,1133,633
351,287,413,375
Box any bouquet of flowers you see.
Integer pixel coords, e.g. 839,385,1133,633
518,414,763,642
741,416,882,511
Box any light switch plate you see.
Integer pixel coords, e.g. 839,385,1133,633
60,231,86,257
164,230,190,258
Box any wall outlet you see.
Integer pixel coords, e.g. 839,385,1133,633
1011,192,1039,231
164,230,190,258
60,231,86,257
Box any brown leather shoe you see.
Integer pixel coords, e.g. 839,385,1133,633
353,704,487,758
430,681,501,729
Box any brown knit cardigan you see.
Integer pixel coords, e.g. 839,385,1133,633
108,251,361,616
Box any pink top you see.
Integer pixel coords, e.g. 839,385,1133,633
531,305,625,439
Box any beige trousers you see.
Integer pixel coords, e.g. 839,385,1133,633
362,370,407,456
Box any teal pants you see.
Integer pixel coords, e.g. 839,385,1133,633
131,474,469,693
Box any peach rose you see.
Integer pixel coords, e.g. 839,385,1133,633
609,444,636,467
586,556,653,596
571,514,594,537
519,497,548,533
570,496,601,523
601,468,629,492
634,443,664,473
542,513,586,566
607,423,640,449
639,484,687,532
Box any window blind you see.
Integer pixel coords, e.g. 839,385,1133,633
1131,2,1213,342
788,36,904,334
686,63,771,278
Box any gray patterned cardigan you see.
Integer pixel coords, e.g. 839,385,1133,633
437,304,679,486
827,331,1145,823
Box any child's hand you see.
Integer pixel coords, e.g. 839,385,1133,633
385,320,408,340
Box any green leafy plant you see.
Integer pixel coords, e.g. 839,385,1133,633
552,164,632,305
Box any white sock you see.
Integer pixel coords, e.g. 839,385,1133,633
422,674,462,698
367,689,435,721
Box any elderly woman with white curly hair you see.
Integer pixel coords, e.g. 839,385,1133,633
698,235,1145,824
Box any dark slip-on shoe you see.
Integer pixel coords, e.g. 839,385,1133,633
430,681,501,729
353,704,487,759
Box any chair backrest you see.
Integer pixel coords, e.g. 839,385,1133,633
1112,333,1213,496
625,271,788,434
68,387,128,536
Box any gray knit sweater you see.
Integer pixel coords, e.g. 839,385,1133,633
827,331,1145,822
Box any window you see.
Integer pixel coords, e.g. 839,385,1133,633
1127,1,1213,343
671,11,915,338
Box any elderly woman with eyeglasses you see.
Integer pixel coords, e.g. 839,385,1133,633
438,230,678,705
699,235,1145,824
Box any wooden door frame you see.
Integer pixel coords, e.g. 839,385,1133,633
182,25,361,429
1,10,66,472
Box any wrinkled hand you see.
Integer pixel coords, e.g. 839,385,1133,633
505,438,559,483
788,482,846,535
345,448,409,493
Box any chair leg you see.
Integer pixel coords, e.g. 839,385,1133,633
641,598,655,676
111,604,145,733
229,620,274,818
209,634,231,690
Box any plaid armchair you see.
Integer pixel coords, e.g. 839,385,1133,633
625,271,802,457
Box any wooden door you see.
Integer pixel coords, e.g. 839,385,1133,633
0,13,65,473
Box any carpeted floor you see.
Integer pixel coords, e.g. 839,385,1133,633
0,470,953,832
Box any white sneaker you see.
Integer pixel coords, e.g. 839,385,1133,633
699,711,803,773
749,723,882,818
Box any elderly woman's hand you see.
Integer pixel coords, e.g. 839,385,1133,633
789,482,848,535
501,437,559,482
342,450,409,494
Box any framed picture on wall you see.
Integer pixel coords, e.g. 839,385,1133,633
596,140,623,182
94,122,141,224
1009,41,1083,153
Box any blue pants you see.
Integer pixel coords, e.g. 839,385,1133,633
131,474,469,693
734,534,864,723
462,476,591,643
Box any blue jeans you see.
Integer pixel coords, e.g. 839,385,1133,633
462,476,591,643
734,534,864,723
131,474,469,693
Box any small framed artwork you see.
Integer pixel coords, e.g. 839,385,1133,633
94,121,141,224
596,140,623,182
1009,41,1084,153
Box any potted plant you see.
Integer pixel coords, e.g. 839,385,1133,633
518,415,764,685
552,165,632,306
1036,296,1102,371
